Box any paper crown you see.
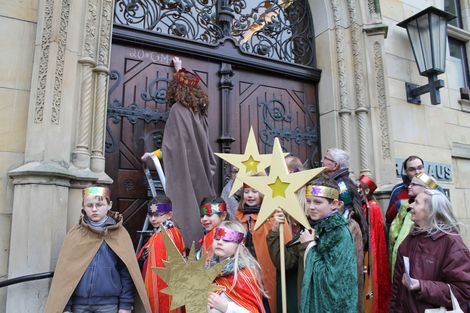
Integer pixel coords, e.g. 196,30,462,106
359,175,377,193
148,202,172,215
200,202,226,217
83,186,110,199
174,69,200,88
416,172,439,190
306,185,340,200
214,227,245,244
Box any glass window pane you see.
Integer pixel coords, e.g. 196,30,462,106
444,0,462,28
448,38,469,87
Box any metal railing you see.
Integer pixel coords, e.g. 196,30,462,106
0,272,54,289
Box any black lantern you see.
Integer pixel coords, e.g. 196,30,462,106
397,6,455,105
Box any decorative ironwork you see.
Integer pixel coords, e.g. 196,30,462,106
107,70,170,124
107,100,169,124
114,0,223,44
113,0,315,66
233,0,315,66
258,97,318,150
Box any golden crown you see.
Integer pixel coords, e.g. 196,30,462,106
305,185,339,200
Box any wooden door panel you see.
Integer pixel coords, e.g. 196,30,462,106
231,68,320,167
106,42,320,245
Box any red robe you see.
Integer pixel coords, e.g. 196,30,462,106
197,228,216,260
365,200,391,313
137,226,185,313
215,267,266,313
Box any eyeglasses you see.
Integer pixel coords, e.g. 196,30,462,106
322,156,337,163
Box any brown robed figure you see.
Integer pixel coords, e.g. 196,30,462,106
145,57,216,246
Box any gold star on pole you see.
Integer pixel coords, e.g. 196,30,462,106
269,176,289,198
244,137,325,230
242,155,260,173
215,126,287,196
154,230,226,313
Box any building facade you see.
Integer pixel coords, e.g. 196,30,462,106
0,0,469,312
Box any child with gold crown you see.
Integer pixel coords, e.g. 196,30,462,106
44,185,151,313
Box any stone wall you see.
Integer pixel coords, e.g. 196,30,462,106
0,1,38,311
381,0,470,245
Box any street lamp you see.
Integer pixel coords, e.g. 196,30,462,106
397,6,455,105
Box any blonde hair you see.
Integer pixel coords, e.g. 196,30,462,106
238,172,265,209
412,189,461,236
217,220,267,296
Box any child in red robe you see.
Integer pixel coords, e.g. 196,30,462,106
207,221,266,313
358,175,391,313
137,197,185,313
197,197,228,260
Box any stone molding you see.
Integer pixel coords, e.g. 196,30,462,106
459,99,470,113
451,142,470,159
51,0,71,125
330,0,351,152
34,0,54,123
373,41,392,160
33,0,71,125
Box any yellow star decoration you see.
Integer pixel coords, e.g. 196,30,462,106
215,126,287,196
242,155,260,173
154,230,226,313
244,137,325,231
269,176,289,198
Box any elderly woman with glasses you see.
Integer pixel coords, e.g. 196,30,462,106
389,173,441,277
389,189,470,312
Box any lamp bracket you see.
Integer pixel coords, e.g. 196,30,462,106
405,79,445,105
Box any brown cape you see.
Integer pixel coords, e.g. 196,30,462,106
162,101,216,246
44,212,151,313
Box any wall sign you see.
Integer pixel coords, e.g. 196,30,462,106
395,159,453,182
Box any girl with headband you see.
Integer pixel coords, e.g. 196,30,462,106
207,221,266,313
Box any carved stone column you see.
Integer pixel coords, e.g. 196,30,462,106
90,0,114,181
6,0,75,312
331,0,352,153
346,0,371,176
72,0,99,169
6,0,116,311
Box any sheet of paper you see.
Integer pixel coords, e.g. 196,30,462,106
404,256,410,275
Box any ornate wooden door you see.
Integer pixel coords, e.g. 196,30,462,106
108,0,321,244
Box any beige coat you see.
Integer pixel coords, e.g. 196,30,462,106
44,212,151,313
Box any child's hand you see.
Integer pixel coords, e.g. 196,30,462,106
172,56,182,72
299,229,316,244
271,208,285,232
208,292,228,312
141,152,152,161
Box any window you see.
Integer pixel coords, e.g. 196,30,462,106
445,0,463,28
448,37,470,89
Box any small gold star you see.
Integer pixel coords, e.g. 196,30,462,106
268,176,289,198
242,155,260,173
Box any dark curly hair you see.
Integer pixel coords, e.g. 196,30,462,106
167,77,209,114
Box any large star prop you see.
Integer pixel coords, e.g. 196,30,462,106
215,127,287,196
244,138,325,230
154,230,226,313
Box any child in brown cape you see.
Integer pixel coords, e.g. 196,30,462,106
44,186,151,313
